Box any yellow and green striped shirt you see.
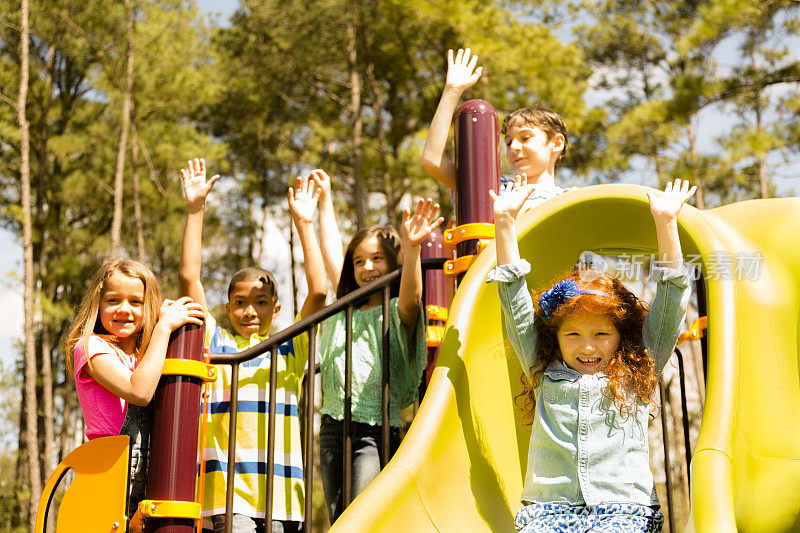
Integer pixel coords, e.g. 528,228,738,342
201,315,308,522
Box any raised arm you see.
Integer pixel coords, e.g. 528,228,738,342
490,173,535,266
178,157,220,313
644,179,696,371
646,178,696,268
398,199,444,327
310,169,344,290
487,175,538,375
288,174,328,318
421,48,483,189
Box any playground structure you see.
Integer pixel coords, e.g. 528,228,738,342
331,184,800,533
36,99,800,532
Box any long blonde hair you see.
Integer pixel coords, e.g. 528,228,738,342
64,258,162,377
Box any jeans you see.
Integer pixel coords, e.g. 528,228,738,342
119,403,152,520
209,514,300,533
319,415,401,523
514,502,664,533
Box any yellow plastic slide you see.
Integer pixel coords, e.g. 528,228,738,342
331,184,800,532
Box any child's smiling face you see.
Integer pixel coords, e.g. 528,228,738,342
556,311,621,375
98,272,145,351
225,280,280,338
352,235,390,288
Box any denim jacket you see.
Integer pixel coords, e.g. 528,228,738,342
487,260,690,507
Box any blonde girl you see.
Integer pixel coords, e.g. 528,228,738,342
65,258,204,522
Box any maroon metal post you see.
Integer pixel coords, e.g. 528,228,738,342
421,229,450,387
145,323,205,533
454,99,501,260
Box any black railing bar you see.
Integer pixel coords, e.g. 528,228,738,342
659,380,676,533
265,345,279,533
216,257,446,527
209,270,398,365
302,362,321,378
208,257,446,366
693,274,708,386
675,347,693,493
224,362,240,533
303,323,317,526
381,284,391,466
421,257,448,270
343,304,354,507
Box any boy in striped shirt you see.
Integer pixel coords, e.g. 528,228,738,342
179,158,327,532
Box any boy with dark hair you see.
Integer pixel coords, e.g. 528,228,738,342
422,48,574,213
179,158,327,533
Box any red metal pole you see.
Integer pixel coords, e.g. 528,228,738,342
421,229,449,387
145,323,205,533
454,99,501,260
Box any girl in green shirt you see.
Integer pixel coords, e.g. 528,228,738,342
307,169,443,523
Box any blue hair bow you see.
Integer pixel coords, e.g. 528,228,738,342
538,279,608,319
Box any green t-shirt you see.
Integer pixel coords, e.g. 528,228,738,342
319,297,427,427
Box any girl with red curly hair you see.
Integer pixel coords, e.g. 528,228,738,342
487,176,695,532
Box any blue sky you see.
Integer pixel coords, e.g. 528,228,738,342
0,235,21,365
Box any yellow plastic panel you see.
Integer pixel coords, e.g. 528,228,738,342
36,435,130,533
330,185,800,532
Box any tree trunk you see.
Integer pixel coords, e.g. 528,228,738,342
34,41,58,501
111,0,136,256
753,88,770,199
652,149,663,185
131,121,146,262
18,0,42,527
59,384,74,462
289,212,299,318
346,0,365,227
362,27,394,220
40,322,55,481
687,121,705,210
13,371,27,529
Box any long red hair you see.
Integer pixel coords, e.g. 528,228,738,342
514,270,657,425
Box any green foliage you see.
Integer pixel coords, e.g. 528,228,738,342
0,2,225,520
0,451,25,533
207,0,600,237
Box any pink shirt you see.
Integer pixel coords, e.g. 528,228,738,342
73,335,137,440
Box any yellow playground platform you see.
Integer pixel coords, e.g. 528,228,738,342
333,184,800,532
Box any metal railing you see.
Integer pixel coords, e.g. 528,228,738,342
659,346,696,532
205,259,703,533
656,275,707,531
207,258,447,533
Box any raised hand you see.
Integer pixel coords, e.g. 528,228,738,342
445,48,483,92
402,198,445,248
157,296,205,332
180,158,220,212
647,179,697,222
287,173,321,225
490,173,535,221
308,168,333,204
